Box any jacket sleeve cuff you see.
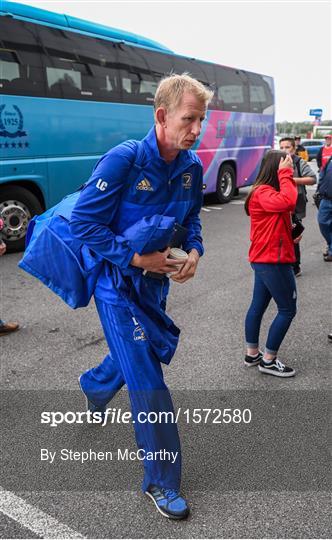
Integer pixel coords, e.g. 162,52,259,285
119,244,137,269
185,243,204,257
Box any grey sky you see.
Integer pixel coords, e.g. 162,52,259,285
8,0,332,122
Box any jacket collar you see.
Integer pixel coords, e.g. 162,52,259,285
143,126,196,177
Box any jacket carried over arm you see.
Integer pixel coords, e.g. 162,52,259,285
248,167,298,263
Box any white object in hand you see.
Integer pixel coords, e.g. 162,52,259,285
169,247,188,261
167,248,188,275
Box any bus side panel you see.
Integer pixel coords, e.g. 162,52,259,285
0,96,153,207
0,161,48,203
195,110,274,194
45,100,153,206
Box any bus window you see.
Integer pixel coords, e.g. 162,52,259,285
247,73,274,114
67,35,122,101
0,49,20,91
215,66,249,112
168,56,217,108
117,44,172,104
0,18,46,96
38,25,122,102
121,72,156,103
46,66,82,95
171,56,212,86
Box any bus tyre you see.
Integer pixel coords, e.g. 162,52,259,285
0,186,43,253
216,164,236,203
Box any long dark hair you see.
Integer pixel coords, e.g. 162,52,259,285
244,150,287,215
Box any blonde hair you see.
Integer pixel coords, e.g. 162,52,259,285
154,73,214,113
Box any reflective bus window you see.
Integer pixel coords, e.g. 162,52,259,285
118,44,172,104
0,50,20,90
215,67,249,112
38,24,122,101
248,73,274,114
0,18,46,96
44,51,88,98
67,37,122,101
170,57,217,109
219,85,243,105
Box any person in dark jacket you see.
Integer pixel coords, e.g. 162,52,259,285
316,134,332,171
294,136,309,161
70,74,213,520
279,137,316,276
244,150,300,377
317,157,332,261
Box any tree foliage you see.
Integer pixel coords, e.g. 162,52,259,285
276,120,332,136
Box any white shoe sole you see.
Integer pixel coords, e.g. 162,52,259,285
144,491,189,520
78,376,89,410
244,359,261,367
258,365,295,377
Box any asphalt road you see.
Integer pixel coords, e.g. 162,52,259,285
0,164,331,539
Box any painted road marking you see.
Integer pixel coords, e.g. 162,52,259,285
0,488,85,539
201,207,211,212
230,200,245,205
205,206,223,210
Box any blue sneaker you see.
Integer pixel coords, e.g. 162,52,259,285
78,375,106,421
145,485,190,520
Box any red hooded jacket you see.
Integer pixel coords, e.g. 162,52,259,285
248,167,298,263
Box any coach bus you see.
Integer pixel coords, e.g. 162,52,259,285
0,1,275,251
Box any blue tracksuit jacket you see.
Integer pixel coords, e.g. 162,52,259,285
70,127,204,364
70,126,203,270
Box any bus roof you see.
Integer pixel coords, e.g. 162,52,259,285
0,1,173,53
1,1,273,80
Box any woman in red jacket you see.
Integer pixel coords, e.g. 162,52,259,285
244,151,300,377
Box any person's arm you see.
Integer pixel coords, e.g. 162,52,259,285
294,159,316,185
257,157,298,213
70,142,138,269
70,143,182,275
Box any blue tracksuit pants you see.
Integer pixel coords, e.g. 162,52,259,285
80,297,181,492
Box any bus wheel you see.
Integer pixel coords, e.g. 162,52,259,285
0,186,43,253
216,164,236,203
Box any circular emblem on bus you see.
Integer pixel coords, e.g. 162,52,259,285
0,105,27,138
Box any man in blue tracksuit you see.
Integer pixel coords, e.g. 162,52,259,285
70,74,213,520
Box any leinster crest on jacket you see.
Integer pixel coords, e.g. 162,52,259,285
182,173,192,189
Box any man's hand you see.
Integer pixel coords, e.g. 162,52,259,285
293,234,303,244
170,249,200,283
0,241,6,256
131,248,182,274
